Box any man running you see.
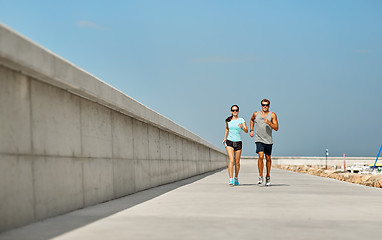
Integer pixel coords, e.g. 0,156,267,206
250,99,279,186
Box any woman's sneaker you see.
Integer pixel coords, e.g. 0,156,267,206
229,178,234,185
265,177,271,186
234,178,239,186
257,177,263,184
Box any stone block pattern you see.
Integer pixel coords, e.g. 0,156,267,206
0,24,227,232
0,65,227,232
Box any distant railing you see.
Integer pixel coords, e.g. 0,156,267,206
242,156,376,167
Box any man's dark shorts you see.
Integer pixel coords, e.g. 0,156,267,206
226,140,242,151
255,142,273,155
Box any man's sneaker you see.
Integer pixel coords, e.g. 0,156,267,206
265,177,271,186
257,177,263,184
234,178,239,186
229,178,234,185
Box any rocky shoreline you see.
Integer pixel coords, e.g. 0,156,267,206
274,165,382,188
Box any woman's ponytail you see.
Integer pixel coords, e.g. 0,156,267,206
225,105,239,123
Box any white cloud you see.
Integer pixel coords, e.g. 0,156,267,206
76,20,106,30
356,49,371,54
191,56,257,64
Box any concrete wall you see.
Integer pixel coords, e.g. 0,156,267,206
0,23,227,232
242,156,376,167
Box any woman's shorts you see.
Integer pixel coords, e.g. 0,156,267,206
255,142,273,155
226,140,242,151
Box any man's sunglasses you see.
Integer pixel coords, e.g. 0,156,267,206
261,104,269,107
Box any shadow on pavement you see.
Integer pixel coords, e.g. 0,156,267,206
0,169,224,240
238,183,290,187
258,184,290,187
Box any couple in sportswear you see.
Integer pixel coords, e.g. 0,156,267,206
222,99,279,186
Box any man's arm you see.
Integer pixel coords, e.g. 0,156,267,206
264,112,279,131
249,112,257,137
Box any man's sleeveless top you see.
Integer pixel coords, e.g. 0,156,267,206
255,111,273,144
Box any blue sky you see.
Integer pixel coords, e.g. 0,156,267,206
1,0,381,157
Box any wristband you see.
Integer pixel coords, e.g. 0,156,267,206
250,130,253,132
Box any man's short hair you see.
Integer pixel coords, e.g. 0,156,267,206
261,99,270,105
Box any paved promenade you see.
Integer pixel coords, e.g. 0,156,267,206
1,160,382,240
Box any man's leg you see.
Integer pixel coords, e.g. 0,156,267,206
258,151,264,177
265,154,272,178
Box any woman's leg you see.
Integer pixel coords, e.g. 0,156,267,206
234,149,242,178
226,146,235,178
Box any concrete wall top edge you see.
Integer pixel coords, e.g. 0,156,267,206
0,23,225,155
242,156,375,160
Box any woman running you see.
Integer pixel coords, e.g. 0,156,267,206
222,105,248,185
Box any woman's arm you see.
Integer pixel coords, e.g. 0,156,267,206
222,122,229,145
241,122,248,133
